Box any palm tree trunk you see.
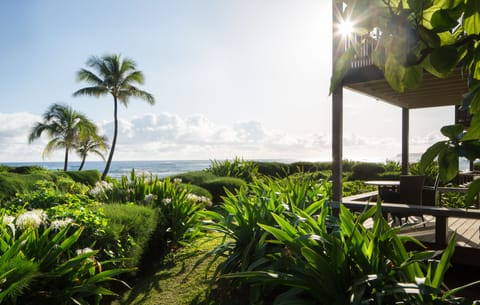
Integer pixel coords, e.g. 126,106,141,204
64,147,69,171
78,156,86,171
102,97,118,180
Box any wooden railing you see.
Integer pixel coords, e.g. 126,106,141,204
329,200,480,248
345,31,379,69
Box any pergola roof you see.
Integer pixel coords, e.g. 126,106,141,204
343,66,468,109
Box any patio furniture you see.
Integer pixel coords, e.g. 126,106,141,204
387,175,426,225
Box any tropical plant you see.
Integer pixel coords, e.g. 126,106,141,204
77,132,109,171
0,219,132,305
197,176,328,303
28,103,97,171
206,157,258,182
73,54,155,180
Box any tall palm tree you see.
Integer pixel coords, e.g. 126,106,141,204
73,54,155,180
28,103,96,171
76,133,109,171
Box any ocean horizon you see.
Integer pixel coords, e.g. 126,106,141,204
1,159,294,179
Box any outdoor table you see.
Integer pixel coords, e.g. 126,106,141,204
364,180,400,201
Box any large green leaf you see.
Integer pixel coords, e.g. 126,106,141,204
330,48,355,94
384,54,405,92
465,178,480,204
429,46,459,74
462,115,480,141
418,26,440,48
434,0,464,9
440,124,464,139
464,0,480,35
403,64,423,89
431,9,460,32
419,141,447,173
437,148,459,183
464,84,480,114
458,141,480,160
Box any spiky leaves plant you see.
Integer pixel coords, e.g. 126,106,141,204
28,103,96,171
73,54,155,180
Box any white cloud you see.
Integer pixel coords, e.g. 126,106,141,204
0,111,450,163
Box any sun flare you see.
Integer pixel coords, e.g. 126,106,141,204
339,20,354,36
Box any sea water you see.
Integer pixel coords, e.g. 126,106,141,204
1,160,212,179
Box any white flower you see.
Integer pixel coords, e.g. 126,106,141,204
144,194,155,204
173,178,182,184
15,210,47,230
2,215,15,225
162,198,172,204
50,218,73,230
89,181,113,198
76,247,94,256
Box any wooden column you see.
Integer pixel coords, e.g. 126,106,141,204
332,1,343,202
402,107,409,175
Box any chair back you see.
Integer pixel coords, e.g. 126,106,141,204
399,175,425,205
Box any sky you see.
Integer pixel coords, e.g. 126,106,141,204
0,0,454,163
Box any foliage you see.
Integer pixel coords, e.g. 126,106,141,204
97,204,159,269
64,169,102,186
0,219,131,305
173,170,218,185
197,176,329,302
74,54,155,180
331,1,480,206
76,132,108,171
206,157,258,182
255,161,290,178
342,180,375,197
28,103,98,171
349,162,386,181
92,171,207,246
199,177,247,204
384,159,401,172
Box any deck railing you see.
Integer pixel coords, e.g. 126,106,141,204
345,31,379,69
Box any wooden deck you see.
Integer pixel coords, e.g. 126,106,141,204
394,215,480,248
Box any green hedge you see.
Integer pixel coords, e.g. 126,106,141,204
255,162,290,177
349,162,386,181
199,177,247,204
173,170,218,185
97,204,160,270
64,170,101,186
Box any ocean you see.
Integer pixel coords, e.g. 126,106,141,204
1,160,213,179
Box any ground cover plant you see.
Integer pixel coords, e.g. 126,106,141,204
197,176,478,304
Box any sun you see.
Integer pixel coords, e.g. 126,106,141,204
338,20,354,36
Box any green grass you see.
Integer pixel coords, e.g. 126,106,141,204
110,234,223,305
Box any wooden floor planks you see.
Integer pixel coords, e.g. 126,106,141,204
396,215,480,248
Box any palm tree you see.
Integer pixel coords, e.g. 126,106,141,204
76,133,109,171
28,103,96,171
73,54,155,180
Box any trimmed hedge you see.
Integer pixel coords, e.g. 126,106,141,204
64,170,101,186
199,177,247,204
97,204,160,270
255,162,290,178
173,170,218,185
349,162,386,181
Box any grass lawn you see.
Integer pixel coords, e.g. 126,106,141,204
110,234,223,305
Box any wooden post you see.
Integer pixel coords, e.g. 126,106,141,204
332,1,344,202
435,216,448,248
402,107,409,175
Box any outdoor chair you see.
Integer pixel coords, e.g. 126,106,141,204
387,175,426,226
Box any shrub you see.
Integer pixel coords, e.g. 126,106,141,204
206,158,258,182
200,177,247,204
198,177,329,302
64,170,101,186
255,161,290,177
179,183,213,201
97,204,159,269
7,165,47,174
0,218,131,305
349,162,386,180
173,170,218,185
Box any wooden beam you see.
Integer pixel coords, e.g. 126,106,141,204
402,108,409,175
332,1,343,202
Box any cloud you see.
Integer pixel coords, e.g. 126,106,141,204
0,111,447,163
